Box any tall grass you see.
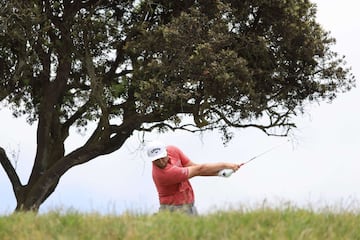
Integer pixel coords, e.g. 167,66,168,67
1,205,359,240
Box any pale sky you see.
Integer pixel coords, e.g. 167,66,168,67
1,0,360,214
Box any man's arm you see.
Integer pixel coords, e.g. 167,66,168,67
187,162,241,178
184,160,198,167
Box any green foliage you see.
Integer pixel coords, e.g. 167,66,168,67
0,206,360,240
0,0,355,133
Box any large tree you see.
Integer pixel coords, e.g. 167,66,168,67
0,0,355,212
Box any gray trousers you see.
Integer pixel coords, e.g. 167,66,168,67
159,203,198,215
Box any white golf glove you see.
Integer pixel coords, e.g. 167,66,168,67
217,169,234,177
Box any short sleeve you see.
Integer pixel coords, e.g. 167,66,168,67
155,165,189,185
166,145,191,166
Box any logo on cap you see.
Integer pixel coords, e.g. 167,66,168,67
150,147,161,155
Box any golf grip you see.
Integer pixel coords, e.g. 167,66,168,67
218,169,234,177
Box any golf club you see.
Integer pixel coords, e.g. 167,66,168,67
218,141,288,177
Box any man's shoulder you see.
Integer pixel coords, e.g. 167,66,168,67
166,145,180,152
166,145,185,158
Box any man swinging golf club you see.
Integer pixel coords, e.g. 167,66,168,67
146,140,243,215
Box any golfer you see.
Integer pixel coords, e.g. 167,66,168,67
146,140,242,215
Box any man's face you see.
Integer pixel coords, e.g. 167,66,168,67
153,156,169,169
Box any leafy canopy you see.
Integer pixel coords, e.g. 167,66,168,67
0,0,355,141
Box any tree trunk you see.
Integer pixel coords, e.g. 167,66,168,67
1,113,138,213
14,181,59,212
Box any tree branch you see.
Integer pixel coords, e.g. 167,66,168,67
104,40,127,81
0,147,23,198
62,100,92,133
210,108,296,136
139,122,201,133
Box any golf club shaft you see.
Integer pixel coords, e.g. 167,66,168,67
218,141,287,177
243,143,284,165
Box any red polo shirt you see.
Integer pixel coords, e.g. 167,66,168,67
152,145,195,205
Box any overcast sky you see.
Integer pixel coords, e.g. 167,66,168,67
1,0,360,215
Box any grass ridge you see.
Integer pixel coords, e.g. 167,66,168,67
1,206,360,240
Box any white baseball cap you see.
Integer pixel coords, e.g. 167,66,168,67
146,140,167,161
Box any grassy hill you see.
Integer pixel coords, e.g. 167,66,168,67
1,206,359,239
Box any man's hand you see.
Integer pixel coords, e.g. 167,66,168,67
218,163,245,177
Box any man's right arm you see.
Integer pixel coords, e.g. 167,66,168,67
187,162,241,178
